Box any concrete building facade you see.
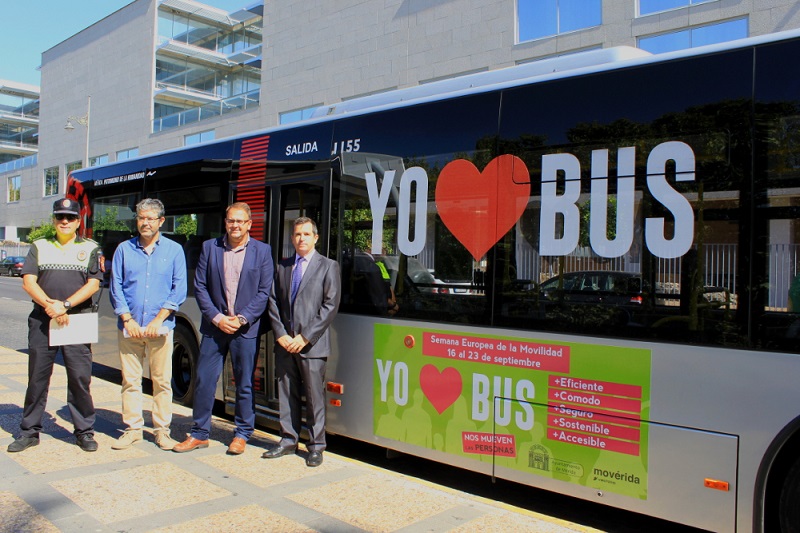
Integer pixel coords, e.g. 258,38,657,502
3,0,800,240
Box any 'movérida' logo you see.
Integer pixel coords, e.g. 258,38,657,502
593,467,642,485
367,141,695,261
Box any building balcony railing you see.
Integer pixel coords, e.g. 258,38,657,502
0,139,38,156
154,82,224,105
152,88,260,133
0,111,39,126
0,154,37,175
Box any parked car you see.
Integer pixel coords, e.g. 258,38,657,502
534,270,649,329
0,256,25,277
539,270,645,305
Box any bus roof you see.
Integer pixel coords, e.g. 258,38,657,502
308,46,652,119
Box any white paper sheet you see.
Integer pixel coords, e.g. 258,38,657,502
49,313,99,346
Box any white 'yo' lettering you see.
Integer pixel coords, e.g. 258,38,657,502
366,170,395,255
397,167,428,257
376,359,409,406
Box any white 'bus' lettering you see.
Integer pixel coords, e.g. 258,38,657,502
590,148,635,258
645,141,695,259
472,373,535,430
539,141,695,259
540,153,582,256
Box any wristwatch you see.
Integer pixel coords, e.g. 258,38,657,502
237,315,248,325
63,300,72,310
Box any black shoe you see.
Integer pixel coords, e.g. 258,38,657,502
306,450,323,467
261,444,296,459
8,436,39,453
76,434,98,452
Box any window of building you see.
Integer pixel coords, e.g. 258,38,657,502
518,0,601,43
90,154,109,167
279,106,319,125
7,175,20,203
154,5,262,134
66,161,82,175
639,0,717,16
44,167,59,197
116,147,139,161
184,130,215,145
639,18,748,54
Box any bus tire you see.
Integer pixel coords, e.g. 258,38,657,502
171,324,199,407
779,455,800,532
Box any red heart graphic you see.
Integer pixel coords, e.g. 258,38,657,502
435,155,530,260
419,364,462,414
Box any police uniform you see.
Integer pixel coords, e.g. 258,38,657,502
18,199,102,444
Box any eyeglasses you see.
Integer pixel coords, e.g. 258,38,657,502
225,218,251,226
54,214,79,222
136,216,161,223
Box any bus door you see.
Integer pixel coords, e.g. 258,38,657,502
233,163,332,420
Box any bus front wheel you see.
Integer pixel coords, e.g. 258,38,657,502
171,324,198,406
779,455,800,532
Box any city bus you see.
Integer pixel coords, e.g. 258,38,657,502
67,29,800,532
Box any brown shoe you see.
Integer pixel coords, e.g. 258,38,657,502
172,436,209,453
227,437,246,455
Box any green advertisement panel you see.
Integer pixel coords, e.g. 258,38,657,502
373,324,652,499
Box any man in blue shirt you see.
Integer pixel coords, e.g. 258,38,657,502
109,198,187,450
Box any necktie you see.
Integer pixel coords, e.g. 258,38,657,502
291,256,304,303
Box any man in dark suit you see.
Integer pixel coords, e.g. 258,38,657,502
173,202,273,455
263,216,340,467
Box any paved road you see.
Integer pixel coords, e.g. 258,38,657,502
0,275,30,352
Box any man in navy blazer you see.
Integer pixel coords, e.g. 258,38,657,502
263,216,340,467
174,202,273,455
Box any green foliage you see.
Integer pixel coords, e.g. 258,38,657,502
344,207,393,254
579,197,617,248
26,220,56,242
93,206,129,232
174,214,197,238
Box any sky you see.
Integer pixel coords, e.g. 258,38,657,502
0,0,253,87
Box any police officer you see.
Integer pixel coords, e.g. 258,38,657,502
7,198,103,453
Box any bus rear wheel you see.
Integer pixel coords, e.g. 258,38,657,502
779,455,800,532
171,324,198,406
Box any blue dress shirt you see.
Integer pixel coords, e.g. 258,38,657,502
109,234,188,331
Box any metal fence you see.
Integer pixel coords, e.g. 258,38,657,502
770,244,800,310
0,243,30,260
516,242,740,295
513,242,800,309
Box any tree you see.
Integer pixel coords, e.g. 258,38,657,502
578,196,617,248
174,214,197,238
93,206,129,232
26,220,56,242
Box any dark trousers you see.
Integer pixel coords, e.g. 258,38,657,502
276,349,327,452
190,331,259,441
21,310,95,438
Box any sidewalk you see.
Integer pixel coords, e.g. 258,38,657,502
0,346,597,533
